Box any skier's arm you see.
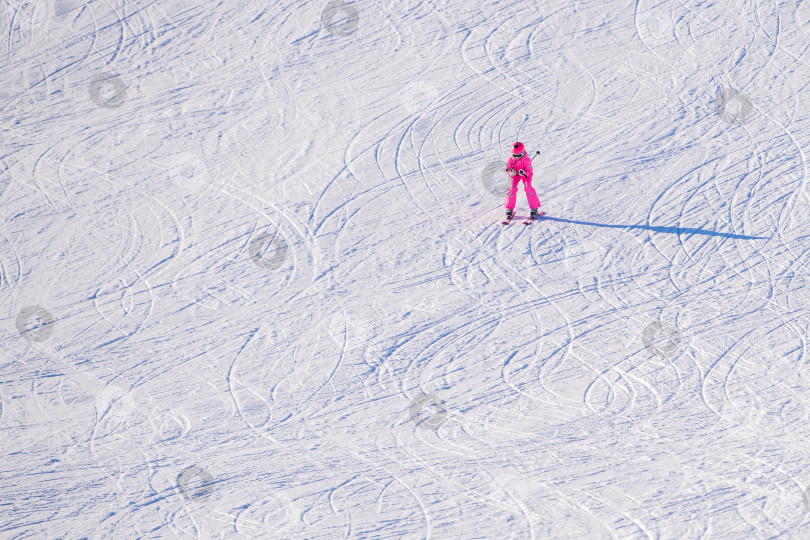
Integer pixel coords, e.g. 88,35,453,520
506,159,517,176
519,158,533,178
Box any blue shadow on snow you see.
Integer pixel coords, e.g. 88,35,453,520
540,216,766,241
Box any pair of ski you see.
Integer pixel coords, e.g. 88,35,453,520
502,211,545,226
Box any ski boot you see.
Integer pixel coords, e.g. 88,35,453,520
529,208,539,220
501,209,514,226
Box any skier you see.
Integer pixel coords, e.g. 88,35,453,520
504,142,541,223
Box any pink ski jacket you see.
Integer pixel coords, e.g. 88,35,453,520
506,153,533,180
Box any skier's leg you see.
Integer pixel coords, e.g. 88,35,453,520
523,177,540,209
504,177,520,211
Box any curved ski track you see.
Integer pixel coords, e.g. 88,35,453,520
2,0,810,538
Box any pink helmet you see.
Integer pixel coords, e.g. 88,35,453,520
511,141,525,157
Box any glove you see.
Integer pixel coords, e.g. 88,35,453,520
506,168,516,176
518,169,526,177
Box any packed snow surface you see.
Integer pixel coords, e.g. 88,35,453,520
3,0,810,537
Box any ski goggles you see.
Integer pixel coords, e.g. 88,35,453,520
512,152,525,158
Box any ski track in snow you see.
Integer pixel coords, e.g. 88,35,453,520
2,0,810,538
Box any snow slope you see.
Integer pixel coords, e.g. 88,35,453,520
3,0,810,537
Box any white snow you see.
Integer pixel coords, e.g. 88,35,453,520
2,0,810,537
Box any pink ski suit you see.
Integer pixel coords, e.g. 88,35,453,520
505,153,540,211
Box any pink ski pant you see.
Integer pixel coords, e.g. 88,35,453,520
504,175,540,211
